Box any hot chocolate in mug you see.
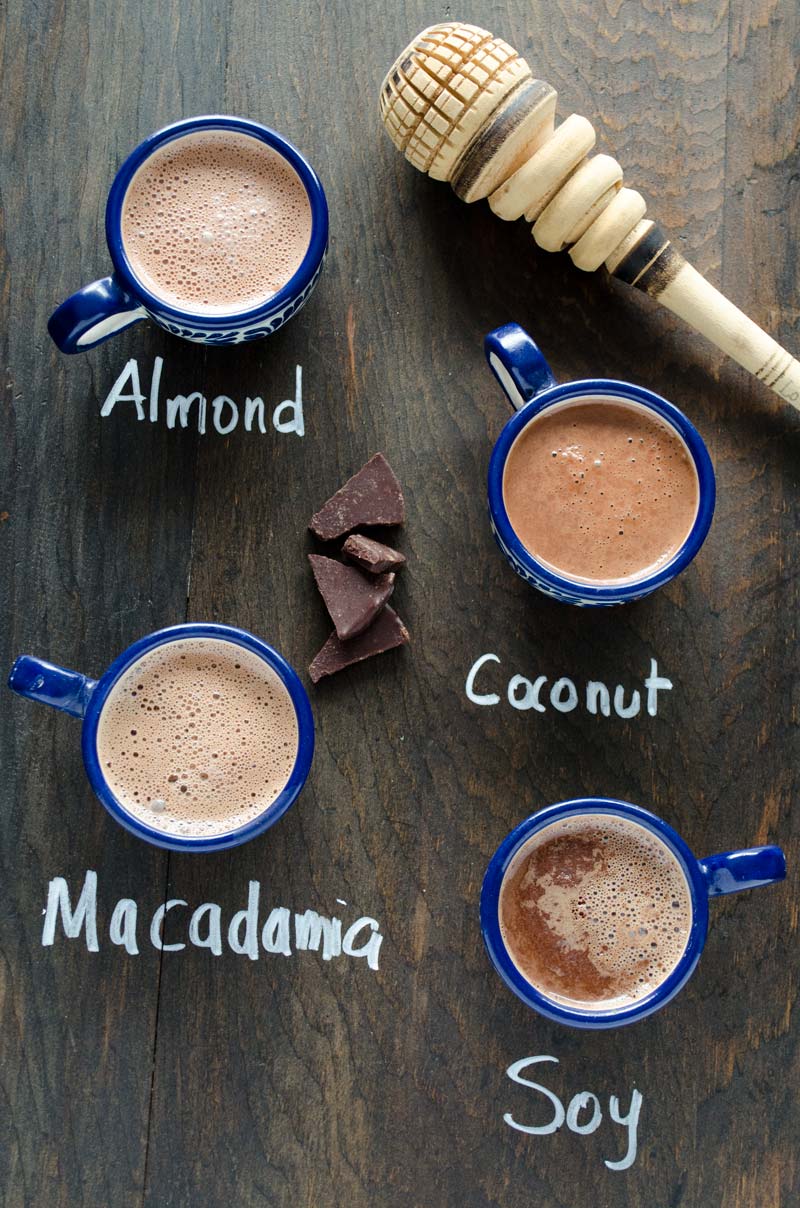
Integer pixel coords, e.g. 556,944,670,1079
7,623,315,852
480,798,786,1029
484,323,716,605
48,115,329,352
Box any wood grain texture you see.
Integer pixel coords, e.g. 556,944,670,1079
1,2,798,1206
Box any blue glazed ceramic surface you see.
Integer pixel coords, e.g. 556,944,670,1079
8,623,315,853
48,116,329,353
480,797,785,1029
484,324,716,606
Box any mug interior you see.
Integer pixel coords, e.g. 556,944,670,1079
81,624,314,852
481,800,709,1027
105,116,328,325
489,382,715,602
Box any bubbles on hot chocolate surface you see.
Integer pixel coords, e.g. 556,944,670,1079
502,398,700,584
498,814,692,1008
121,131,312,313
96,638,299,838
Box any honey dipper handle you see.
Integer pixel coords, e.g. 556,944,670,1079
611,223,800,409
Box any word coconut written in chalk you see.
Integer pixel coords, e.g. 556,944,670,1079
41,871,382,969
100,356,305,437
504,1056,643,1173
466,655,672,719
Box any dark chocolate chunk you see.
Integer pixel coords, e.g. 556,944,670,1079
309,453,405,541
342,534,406,575
309,607,410,683
308,554,394,641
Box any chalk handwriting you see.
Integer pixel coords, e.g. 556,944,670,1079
466,654,672,719
41,872,382,969
100,356,304,437
505,1055,642,1172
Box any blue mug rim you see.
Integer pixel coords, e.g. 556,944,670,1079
105,115,329,327
488,380,716,603
81,622,315,853
480,798,709,1029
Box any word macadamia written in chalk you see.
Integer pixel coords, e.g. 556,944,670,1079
466,655,672,718
41,871,383,969
504,1055,642,1172
100,356,305,437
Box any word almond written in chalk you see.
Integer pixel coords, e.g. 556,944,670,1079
100,356,305,437
505,1056,643,1172
41,872,383,969
466,655,672,719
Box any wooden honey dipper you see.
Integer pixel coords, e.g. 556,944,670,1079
380,21,800,409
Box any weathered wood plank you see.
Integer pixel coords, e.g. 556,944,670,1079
0,1,223,1203
1,1,797,1206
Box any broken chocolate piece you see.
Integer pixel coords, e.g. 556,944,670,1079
309,453,405,541
309,607,409,683
342,534,406,575
309,554,395,641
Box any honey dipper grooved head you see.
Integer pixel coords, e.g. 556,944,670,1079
380,21,556,202
380,21,800,407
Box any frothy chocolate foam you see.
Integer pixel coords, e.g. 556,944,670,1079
502,397,700,584
121,130,312,313
499,814,692,1009
96,637,298,838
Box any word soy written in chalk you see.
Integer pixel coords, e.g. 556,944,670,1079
100,355,305,437
41,871,382,969
505,1056,643,1172
466,655,672,718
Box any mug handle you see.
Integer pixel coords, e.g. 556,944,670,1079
484,323,557,411
8,655,97,719
698,846,786,896
48,275,147,354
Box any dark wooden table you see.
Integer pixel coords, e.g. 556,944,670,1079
2,3,798,1205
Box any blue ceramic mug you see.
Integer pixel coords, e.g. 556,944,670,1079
484,323,716,605
480,798,786,1029
48,115,329,353
7,623,314,852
